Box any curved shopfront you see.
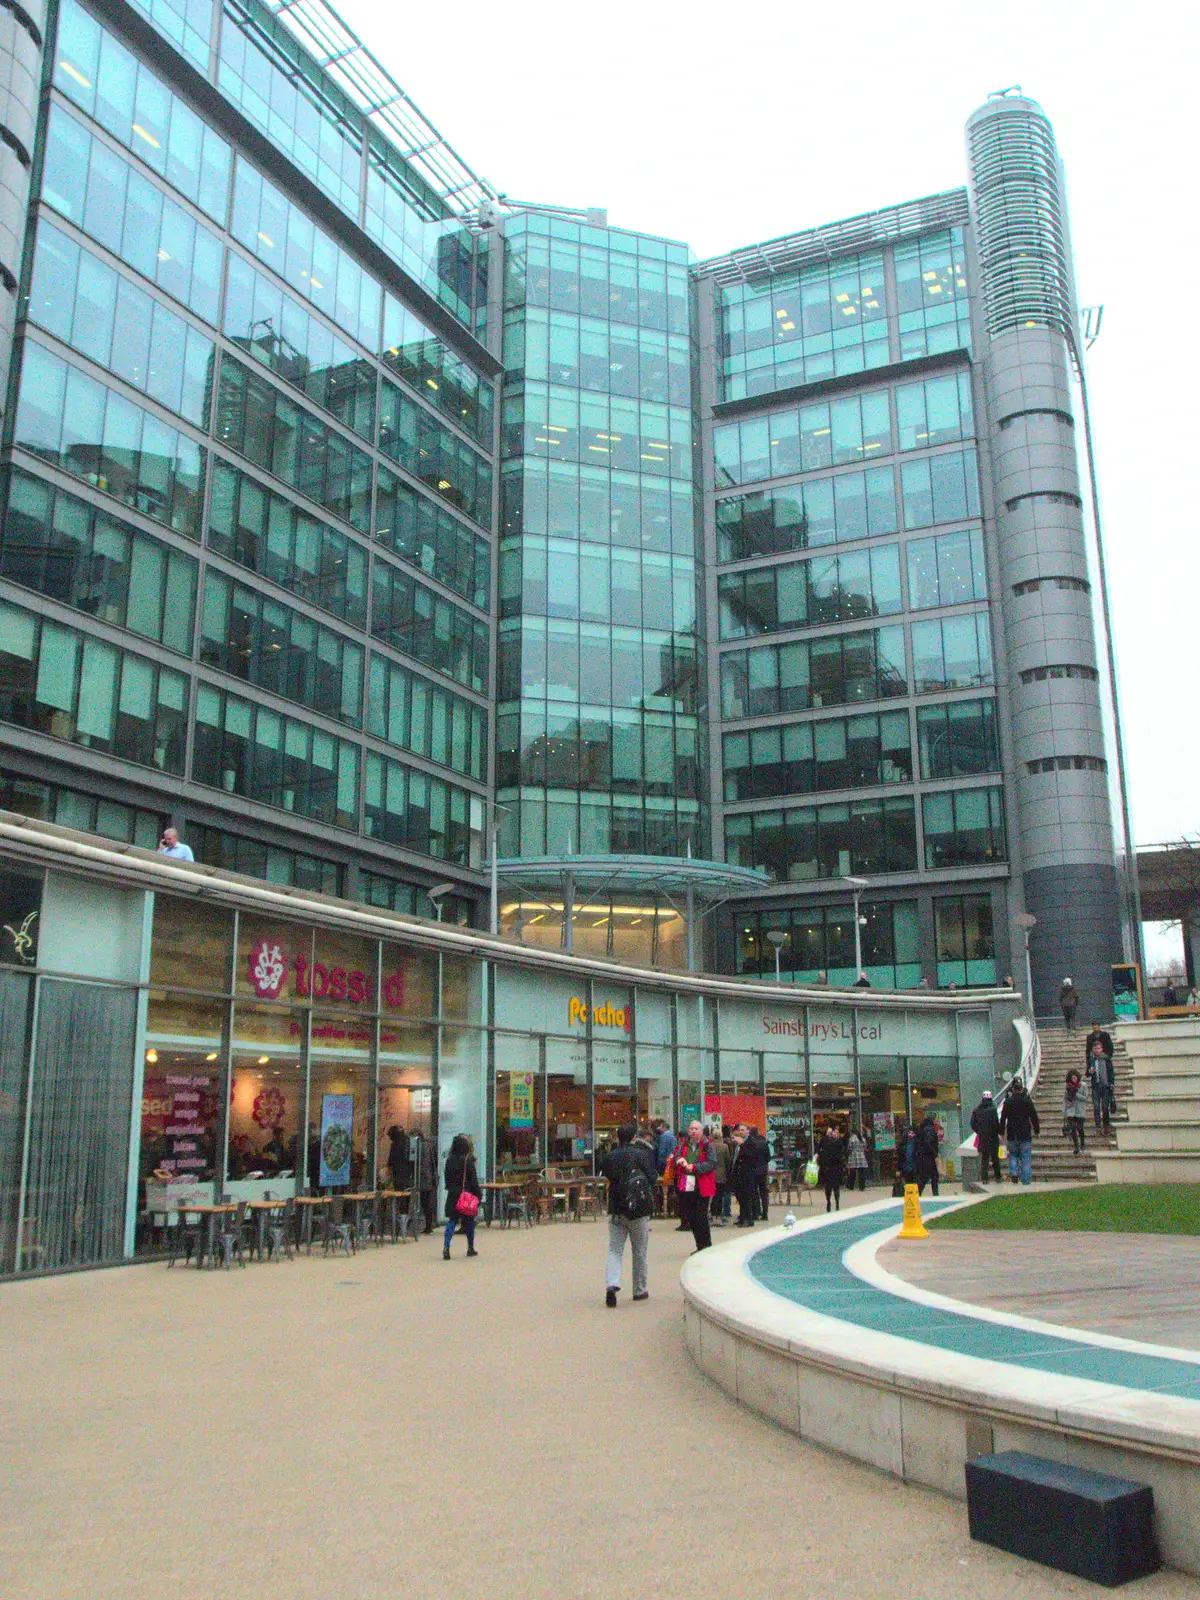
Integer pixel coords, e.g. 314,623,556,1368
0,813,1019,1276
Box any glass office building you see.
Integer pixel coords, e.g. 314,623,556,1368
0,0,1133,1015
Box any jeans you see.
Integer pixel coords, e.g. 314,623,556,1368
443,1212,476,1252
680,1191,712,1250
1008,1138,1033,1185
606,1214,650,1294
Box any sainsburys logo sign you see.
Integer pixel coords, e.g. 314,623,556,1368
247,938,405,1008
762,1014,883,1042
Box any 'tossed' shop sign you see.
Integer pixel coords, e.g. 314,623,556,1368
247,937,405,1008
567,996,632,1032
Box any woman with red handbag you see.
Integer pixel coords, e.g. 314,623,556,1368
443,1133,482,1260
674,1120,716,1252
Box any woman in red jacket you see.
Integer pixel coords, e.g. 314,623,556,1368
674,1119,716,1251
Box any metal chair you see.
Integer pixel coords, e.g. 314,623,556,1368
575,1181,604,1222
503,1180,533,1230
321,1195,355,1257
214,1202,249,1269
168,1209,203,1268
266,1198,295,1261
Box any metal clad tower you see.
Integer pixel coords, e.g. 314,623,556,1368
966,92,1123,1018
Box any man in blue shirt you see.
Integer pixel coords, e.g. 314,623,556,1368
157,826,194,862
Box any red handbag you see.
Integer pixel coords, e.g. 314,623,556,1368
455,1161,480,1218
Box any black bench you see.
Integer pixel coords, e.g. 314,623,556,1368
965,1450,1159,1587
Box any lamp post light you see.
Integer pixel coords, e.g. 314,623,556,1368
766,928,787,983
1015,912,1037,1016
842,875,869,981
426,882,457,924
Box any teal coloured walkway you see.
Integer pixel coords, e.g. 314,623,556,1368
748,1203,1200,1401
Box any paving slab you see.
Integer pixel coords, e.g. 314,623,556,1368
3,1200,1196,1600
880,1231,1200,1351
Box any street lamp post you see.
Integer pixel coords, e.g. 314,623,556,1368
1015,912,1037,1017
842,875,869,980
426,882,456,924
766,929,787,984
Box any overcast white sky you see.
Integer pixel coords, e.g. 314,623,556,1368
343,0,1198,855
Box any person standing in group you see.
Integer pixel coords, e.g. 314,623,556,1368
816,1123,845,1212
673,1120,715,1251
743,1124,771,1223
600,1123,657,1307
386,1124,411,1190
970,1090,1002,1183
442,1134,481,1260
709,1122,731,1226
652,1118,675,1216
844,1125,869,1191
1063,1068,1087,1154
1087,1040,1114,1132
914,1110,941,1196
999,1078,1040,1186
1059,978,1079,1032
728,1124,757,1227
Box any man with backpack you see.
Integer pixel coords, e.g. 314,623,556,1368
601,1123,658,1308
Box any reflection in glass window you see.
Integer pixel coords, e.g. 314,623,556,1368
370,559,489,693
14,344,205,538
737,899,921,986
910,612,993,694
716,465,896,561
720,626,907,718
893,229,971,361
2,469,197,654
714,388,892,486
722,707,911,800
900,448,981,529
935,893,997,987
895,371,974,450
917,699,999,779
906,528,987,610
364,751,483,867
0,596,188,771
922,787,1006,868
724,796,916,881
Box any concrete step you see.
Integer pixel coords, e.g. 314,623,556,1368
1125,1096,1200,1124
1106,1123,1200,1153
1094,1151,1200,1183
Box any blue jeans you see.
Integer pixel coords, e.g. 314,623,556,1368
1008,1138,1033,1185
443,1212,476,1252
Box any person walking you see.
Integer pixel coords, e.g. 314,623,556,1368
999,1079,1040,1186
1084,1020,1114,1069
728,1123,757,1227
386,1124,411,1189
1059,978,1079,1032
600,1123,657,1307
970,1090,1002,1182
896,1121,918,1193
744,1124,771,1223
673,1120,715,1251
709,1123,731,1226
914,1110,941,1196
442,1134,481,1260
1087,1039,1114,1132
845,1126,869,1191
1063,1068,1087,1155
652,1118,675,1217
816,1123,845,1212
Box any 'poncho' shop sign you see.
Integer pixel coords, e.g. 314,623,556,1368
246,937,405,1008
567,996,633,1033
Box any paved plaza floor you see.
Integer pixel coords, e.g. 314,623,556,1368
880,1229,1200,1350
3,1195,1197,1600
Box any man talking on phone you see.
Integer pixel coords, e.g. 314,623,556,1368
157,826,194,862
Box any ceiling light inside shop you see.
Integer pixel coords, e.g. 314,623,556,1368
206,1052,218,1062
258,1055,269,1065
146,1048,158,1063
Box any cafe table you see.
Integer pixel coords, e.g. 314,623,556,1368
294,1194,330,1253
481,1180,522,1226
179,1202,237,1269
246,1197,287,1261
342,1192,377,1248
376,1188,412,1243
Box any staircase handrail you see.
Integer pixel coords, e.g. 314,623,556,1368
1004,1015,1041,1104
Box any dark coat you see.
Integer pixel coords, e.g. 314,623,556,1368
443,1152,481,1220
817,1132,845,1182
970,1100,1001,1147
601,1143,658,1217
1059,983,1078,1014
744,1131,770,1178
999,1087,1040,1143
914,1118,940,1177
728,1139,757,1196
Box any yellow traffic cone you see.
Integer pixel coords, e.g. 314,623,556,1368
896,1182,929,1240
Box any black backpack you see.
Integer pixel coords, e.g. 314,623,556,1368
619,1157,655,1220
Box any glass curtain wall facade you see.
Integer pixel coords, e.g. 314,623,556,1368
0,0,496,919
698,211,1012,988
495,214,703,863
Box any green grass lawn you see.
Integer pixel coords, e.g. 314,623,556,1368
929,1185,1200,1236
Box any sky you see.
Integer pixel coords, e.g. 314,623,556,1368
340,0,1198,858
